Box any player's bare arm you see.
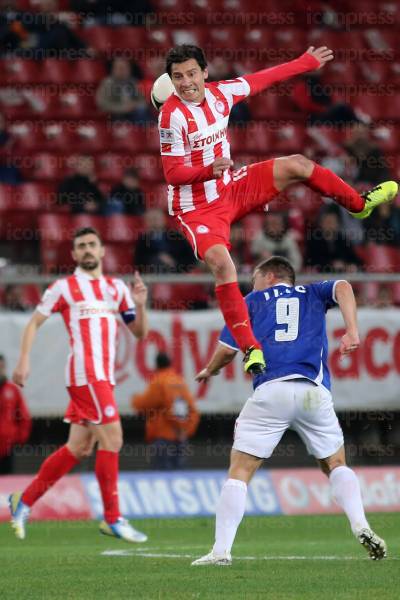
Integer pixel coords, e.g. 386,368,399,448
335,280,360,356
13,311,49,387
195,343,237,383
127,271,149,340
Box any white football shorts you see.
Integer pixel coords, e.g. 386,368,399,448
233,379,344,460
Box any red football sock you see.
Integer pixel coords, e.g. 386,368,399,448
306,163,365,212
22,445,79,507
215,282,261,352
95,449,120,524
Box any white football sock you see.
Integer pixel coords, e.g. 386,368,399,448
213,478,247,555
329,465,369,534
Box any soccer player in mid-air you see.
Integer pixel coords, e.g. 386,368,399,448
158,44,398,375
192,256,387,565
10,227,148,543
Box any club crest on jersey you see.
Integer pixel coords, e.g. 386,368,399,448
104,405,116,418
214,100,225,114
196,225,210,234
107,285,118,301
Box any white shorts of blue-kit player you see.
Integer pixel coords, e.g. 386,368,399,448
233,379,344,460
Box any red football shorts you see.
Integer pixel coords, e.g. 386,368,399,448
64,381,120,426
176,159,278,259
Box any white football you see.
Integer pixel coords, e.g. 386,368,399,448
151,73,175,110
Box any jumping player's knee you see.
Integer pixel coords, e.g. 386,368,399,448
285,154,314,180
66,441,88,460
288,154,314,179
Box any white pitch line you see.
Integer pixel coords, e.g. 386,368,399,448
101,550,399,561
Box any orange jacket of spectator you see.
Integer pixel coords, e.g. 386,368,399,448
132,367,200,443
0,380,32,457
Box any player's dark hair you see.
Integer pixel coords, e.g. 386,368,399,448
156,352,172,370
0,354,5,362
255,256,295,285
166,45,207,76
73,227,103,246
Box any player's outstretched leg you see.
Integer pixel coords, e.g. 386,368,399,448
93,425,148,543
9,445,79,540
329,465,387,560
206,245,265,375
273,155,398,217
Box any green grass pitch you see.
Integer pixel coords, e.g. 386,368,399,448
1,513,399,600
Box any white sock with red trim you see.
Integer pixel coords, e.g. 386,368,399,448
213,478,247,555
329,465,369,534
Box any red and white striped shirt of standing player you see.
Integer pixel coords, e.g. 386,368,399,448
37,268,136,387
159,77,249,216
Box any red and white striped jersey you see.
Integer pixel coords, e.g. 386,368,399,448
36,268,135,387
159,78,250,216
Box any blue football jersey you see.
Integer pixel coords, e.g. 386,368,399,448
219,280,343,392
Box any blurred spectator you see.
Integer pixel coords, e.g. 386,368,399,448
2,285,27,311
0,354,32,474
106,168,145,216
230,223,249,270
305,209,363,272
0,113,22,184
344,122,391,185
292,73,358,126
96,58,152,123
251,212,302,272
70,0,153,25
209,57,250,125
132,352,200,470
19,0,89,59
135,208,195,273
363,203,400,246
58,155,105,214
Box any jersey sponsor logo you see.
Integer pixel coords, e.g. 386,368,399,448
196,225,210,234
191,126,228,149
159,128,175,142
75,301,116,318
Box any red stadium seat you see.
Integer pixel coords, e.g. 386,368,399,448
364,244,400,273
0,184,12,211
109,124,143,153
242,28,273,51
358,61,389,84
372,125,400,154
104,215,144,243
208,27,241,50
78,27,115,54
38,214,73,242
0,60,40,85
8,121,46,151
12,183,55,211
103,244,134,274
72,215,107,239
96,154,127,182
171,27,208,48
271,28,306,57
143,183,168,210
71,122,109,153
54,88,99,120
323,61,357,86
21,153,67,181
133,154,163,181
69,60,107,84
144,28,173,51
21,284,42,307
269,124,306,154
